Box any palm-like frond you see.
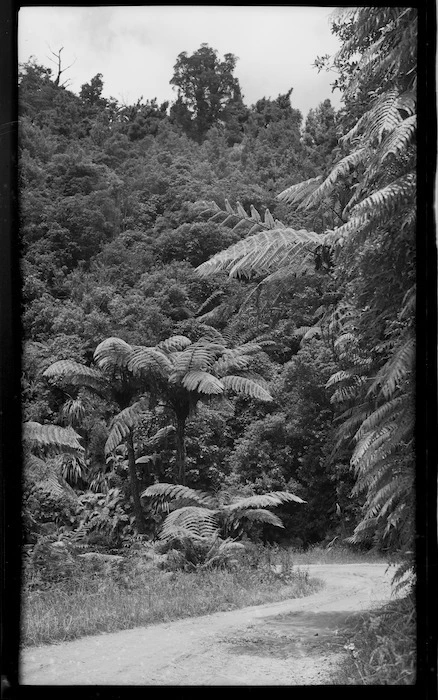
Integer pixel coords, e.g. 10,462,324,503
146,425,176,447
196,228,323,279
43,360,106,391
127,346,173,377
181,370,224,395
299,148,369,211
367,336,415,400
157,335,192,353
277,176,323,206
221,375,273,402
105,400,149,454
93,337,133,372
170,340,225,375
379,115,416,162
234,508,285,528
349,173,416,219
159,506,220,540
224,491,305,513
23,421,84,454
141,482,215,508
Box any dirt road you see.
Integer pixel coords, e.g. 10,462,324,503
20,562,395,685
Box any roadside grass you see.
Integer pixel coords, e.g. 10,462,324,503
287,543,384,565
330,593,416,685
21,546,322,648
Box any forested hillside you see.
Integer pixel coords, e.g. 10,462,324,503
20,7,416,574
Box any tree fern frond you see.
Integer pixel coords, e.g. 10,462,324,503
299,148,369,210
236,508,285,528
171,340,225,375
157,335,192,353
379,115,416,162
326,369,358,388
276,176,323,206
23,421,84,454
43,360,106,391
141,483,215,507
221,375,273,401
94,337,133,372
127,346,173,377
159,506,220,540
181,370,224,394
350,173,416,219
146,425,176,447
196,228,322,279
367,336,415,399
195,291,225,317
224,491,305,513
213,354,250,375
105,400,149,454
356,396,405,438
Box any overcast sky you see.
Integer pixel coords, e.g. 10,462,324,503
18,6,343,118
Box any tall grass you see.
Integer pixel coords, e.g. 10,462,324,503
287,543,384,565
21,546,322,648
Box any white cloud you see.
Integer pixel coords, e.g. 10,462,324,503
18,6,342,117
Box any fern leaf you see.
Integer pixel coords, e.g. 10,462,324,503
250,204,261,222
196,227,322,279
277,176,323,206
299,149,369,210
379,115,416,162
237,508,285,528
264,208,276,227
225,491,305,513
350,173,416,219
43,360,106,391
127,346,173,377
221,375,273,401
94,337,133,372
181,370,224,395
141,483,215,507
171,341,225,375
146,425,176,447
236,201,247,218
105,400,149,454
367,336,415,399
23,421,84,454
159,506,220,540
157,335,192,353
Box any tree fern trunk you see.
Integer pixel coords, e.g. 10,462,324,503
175,418,187,485
126,432,146,533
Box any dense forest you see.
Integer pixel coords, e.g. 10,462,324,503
20,7,416,581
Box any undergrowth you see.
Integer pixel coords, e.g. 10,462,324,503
331,593,416,685
21,542,322,648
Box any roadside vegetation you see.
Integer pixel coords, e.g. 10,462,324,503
17,7,418,685
332,593,416,685
21,539,321,647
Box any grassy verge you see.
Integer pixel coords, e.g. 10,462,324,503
330,593,416,685
21,548,322,648
288,543,384,565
